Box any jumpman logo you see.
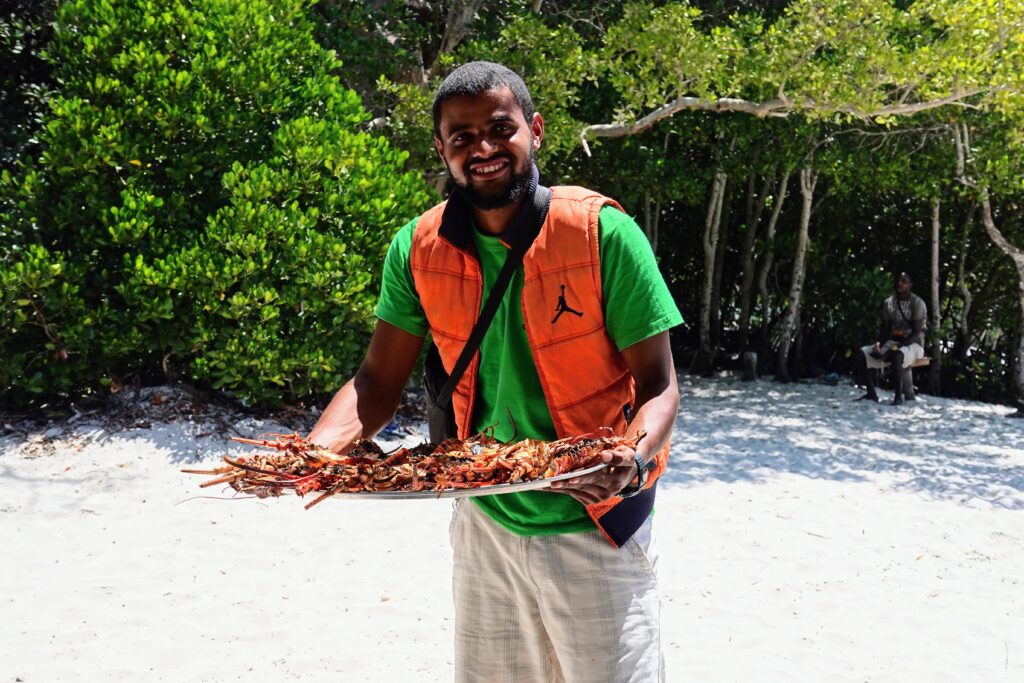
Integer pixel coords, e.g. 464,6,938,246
551,284,584,323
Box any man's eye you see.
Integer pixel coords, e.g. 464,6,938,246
452,134,469,146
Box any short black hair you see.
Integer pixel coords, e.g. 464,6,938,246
895,271,913,285
432,61,535,136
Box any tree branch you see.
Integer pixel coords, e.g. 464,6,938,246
980,196,1024,264
579,88,987,155
428,0,484,78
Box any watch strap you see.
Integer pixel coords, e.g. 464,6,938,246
617,455,653,499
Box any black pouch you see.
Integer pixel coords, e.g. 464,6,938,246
423,342,457,442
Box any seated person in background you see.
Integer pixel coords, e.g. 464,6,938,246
856,271,927,405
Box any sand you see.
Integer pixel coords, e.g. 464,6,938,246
1,375,1021,681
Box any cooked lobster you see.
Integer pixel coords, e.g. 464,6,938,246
183,429,645,509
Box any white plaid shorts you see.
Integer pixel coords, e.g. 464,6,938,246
450,499,664,683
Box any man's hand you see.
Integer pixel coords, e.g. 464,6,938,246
548,331,678,508
549,445,639,505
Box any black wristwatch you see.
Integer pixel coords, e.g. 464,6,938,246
617,454,650,498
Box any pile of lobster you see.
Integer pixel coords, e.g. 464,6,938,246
183,429,644,509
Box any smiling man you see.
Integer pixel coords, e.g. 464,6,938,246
308,61,682,682
433,83,536,212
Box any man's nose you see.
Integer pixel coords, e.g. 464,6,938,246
473,136,500,156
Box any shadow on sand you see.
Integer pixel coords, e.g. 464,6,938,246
659,374,1024,510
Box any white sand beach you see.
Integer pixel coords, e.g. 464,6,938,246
1,375,1022,682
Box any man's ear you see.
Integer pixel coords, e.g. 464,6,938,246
434,136,445,162
530,112,544,150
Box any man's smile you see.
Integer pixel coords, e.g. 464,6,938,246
469,158,510,180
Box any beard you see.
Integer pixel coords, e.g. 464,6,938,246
449,149,536,210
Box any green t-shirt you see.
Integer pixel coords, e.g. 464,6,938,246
375,204,682,536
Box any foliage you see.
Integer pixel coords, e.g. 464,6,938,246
0,0,57,170
0,0,432,407
322,0,1023,406
5,0,1024,408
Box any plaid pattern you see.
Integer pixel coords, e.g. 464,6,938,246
450,501,663,683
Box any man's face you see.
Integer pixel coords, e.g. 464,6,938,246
434,86,543,210
896,274,912,296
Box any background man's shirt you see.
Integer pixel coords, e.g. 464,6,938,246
882,293,927,346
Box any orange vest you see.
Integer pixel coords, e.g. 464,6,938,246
410,186,669,547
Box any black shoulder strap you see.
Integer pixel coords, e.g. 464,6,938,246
436,186,552,409
896,295,913,326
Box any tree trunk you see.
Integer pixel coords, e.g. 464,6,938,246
652,198,660,254
755,171,791,361
979,196,1024,414
955,267,1000,366
692,171,727,376
954,203,977,364
790,308,804,379
643,192,661,254
737,172,773,351
710,187,732,353
428,0,485,78
775,168,817,383
643,193,653,243
929,197,942,394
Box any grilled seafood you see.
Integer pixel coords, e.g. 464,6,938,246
183,429,645,508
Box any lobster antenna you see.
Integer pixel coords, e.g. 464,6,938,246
505,408,519,442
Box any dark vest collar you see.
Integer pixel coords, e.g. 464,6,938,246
438,164,540,252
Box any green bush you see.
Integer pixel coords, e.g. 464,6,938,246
0,0,432,407
1,1,58,171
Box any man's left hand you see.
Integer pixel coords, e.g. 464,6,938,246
549,445,638,505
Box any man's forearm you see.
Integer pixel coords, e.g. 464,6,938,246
307,372,401,452
627,375,680,465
